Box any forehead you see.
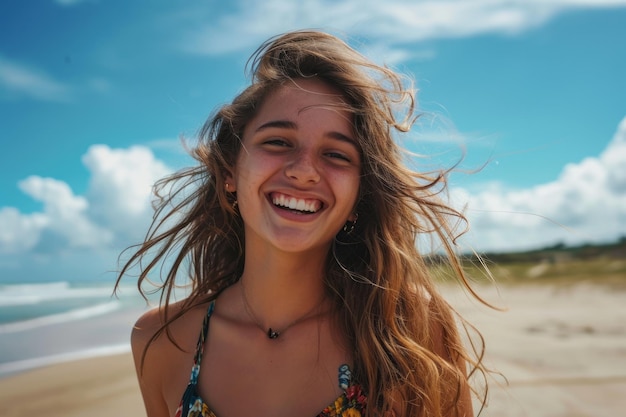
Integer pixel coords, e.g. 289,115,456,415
246,78,353,131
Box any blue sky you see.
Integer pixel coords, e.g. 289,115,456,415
1,0,625,283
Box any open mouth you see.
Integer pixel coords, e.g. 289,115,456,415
271,193,322,214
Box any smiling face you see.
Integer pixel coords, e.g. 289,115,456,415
227,78,361,257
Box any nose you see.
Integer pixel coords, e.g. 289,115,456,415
284,149,320,184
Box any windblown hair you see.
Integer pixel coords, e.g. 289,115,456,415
117,30,487,417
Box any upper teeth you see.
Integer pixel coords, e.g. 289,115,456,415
273,194,319,212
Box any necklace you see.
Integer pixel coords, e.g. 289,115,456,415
240,280,327,340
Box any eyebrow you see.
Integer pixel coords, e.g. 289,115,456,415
255,119,357,147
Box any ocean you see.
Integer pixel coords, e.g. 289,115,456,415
0,280,151,378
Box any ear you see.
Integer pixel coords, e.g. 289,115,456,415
348,199,360,222
223,170,236,192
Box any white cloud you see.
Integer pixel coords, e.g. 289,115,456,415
455,116,626,252
179,0,626,62
0,55,71,102
0,145,172,256
1,119,625,259
83,145,172,243
0,176,113,254
0,208,48,254
19,176,113,251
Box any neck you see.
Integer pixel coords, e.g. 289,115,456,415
240,278,327,340
237,251,329,332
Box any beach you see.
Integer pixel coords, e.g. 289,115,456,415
0,353,144,417
454,282,626,416
1,282,625,416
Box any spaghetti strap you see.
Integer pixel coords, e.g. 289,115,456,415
176,301,215,417
192,301,214,370
176,300,366,417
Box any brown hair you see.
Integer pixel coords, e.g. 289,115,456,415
117,30,487,416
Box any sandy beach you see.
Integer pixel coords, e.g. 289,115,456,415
1,282,624,416
453,282,626,416
0,352,144,417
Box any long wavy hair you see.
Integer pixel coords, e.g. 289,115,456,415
117,30,487,417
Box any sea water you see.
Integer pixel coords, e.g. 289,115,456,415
0,280,151,377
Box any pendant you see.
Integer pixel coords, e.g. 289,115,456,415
267,328,280,339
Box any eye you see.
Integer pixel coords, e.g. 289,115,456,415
325,151,351,162
263,138,291,147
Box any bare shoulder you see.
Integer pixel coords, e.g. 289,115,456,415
130,299,212,417
131,300,209,349
132,301,184,358
131,305,163,352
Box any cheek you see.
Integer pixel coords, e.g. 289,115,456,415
345,172,361,197
233,155,259,188
233,157,275,201
336,175,361,212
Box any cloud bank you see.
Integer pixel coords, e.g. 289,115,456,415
179,0,626,62
455,116,626,252
0,145,170,258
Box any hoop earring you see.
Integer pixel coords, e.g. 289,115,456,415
225,183,238,212
342,213,358,234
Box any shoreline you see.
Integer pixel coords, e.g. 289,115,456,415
1,282,625,416
0,299,148,379
0,343,131,378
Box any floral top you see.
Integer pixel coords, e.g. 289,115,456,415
175,301,367,417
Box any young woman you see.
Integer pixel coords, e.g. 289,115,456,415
117,30,486,417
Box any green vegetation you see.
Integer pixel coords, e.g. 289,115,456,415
429,238,626,287
472,237,626,264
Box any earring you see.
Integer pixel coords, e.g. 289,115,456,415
342,213,358,234
225,183,238,211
